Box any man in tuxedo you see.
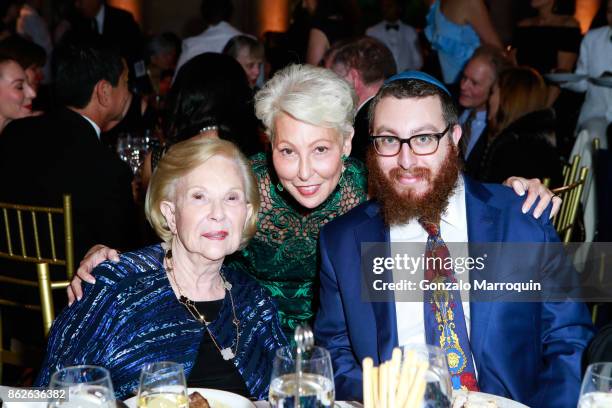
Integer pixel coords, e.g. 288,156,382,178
70,0,144,81
0,41,137,261
458,46,511,176
365,0,423,72
314,72,593,407
328,36,396,162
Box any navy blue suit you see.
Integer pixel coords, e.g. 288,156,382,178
314,177,593,407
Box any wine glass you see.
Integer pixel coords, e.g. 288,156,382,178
137,361,188,408
269,346,335,408
116,135,131,163
401,344,453,408
578,362,612,408
48,365,115,407
127,137,147,175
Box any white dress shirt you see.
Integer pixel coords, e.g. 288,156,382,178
95,4,105,35
79,113,101,140
366,20,423,72
459,109,487,159
563,26,612,129
174,21,241,78
391,178,470,347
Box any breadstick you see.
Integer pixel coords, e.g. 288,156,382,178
363,357,374,408
389,348,402,408
395,349,416,407
404,361,429,408
372,366,379,408
380,361,388,408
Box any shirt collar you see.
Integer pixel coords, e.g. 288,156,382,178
440,176,466,228
95,4,105,34
474,109,487,123
79,113,101,139
357,95,375,113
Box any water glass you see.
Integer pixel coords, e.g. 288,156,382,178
137,361,188,408
116,133,148,175
578,362,612,408
269,346,335,408
401,344,452,408
48,365,115,407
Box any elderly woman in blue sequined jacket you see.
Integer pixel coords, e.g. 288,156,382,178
35,137,287,400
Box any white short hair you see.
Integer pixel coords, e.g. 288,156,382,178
255,64,357,144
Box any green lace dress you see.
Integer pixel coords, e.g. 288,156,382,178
228,152,368,336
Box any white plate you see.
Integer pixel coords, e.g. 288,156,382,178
453,390,529,408
124,387,255,408
590,76,612,87
544,73,587,83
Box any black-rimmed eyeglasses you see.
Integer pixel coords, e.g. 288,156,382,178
370,124,452,157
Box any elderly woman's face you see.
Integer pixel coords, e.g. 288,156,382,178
161,156,253,262
272,112,352,209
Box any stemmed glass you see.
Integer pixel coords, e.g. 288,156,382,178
269,346,335,408
137,361,188,408
401,344,452,408
48,365,115,407
116,133,148,175
578,362,612,408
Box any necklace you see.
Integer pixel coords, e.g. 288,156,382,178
165,249,240,360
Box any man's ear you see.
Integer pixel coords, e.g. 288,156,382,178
160,201,177,234
451,123,462,146
347,68,362,92
95,80,111,108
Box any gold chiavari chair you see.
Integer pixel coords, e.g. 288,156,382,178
551,160,589,244
0,195,74,381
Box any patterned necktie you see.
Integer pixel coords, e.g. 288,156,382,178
419,218,479,391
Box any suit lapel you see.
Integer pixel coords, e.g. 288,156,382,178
355,202,398,363
464,177,502,369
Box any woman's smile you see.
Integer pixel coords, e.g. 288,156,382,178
294,184,321,196
202,230,229,240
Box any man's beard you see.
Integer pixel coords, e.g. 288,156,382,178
367,143,462,226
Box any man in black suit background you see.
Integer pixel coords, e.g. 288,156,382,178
328,37,397,162
70,0,144,83
0,40,138,260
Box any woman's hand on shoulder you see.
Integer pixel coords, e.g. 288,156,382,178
504,176,562,219
67,244,120,305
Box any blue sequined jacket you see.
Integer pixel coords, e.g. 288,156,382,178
35,244,287,400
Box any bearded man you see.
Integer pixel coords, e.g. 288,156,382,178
313,72,593,407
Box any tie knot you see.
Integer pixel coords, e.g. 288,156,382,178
418,218,440,238
386,23,399,31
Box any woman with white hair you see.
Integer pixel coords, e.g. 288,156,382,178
238,64,366,334
69,65,560,338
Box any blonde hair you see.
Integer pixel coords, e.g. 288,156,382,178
254,64,357,144
145,138,260,249
492,67,548,136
